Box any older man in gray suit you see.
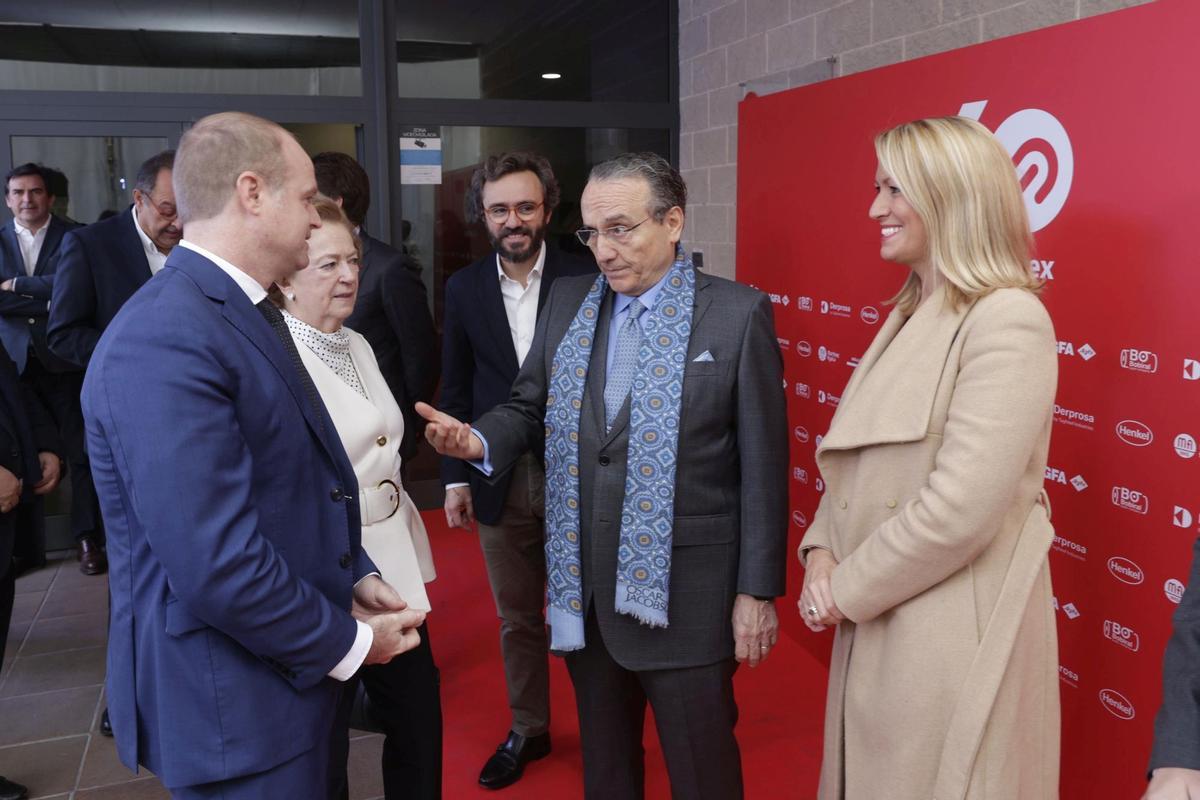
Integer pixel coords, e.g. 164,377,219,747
419,152,787,799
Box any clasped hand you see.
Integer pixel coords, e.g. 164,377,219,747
353,575,426,665
799,548,846,631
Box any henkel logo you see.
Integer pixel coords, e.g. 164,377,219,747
860,306,880,325
1052,535,1087,561
797,296,813,312
794,425,809,443
820,300,852,318
1108,556,1144,585
1099,689,1136,720
1165,578,1186,604
791,510,808,528
792,467,808,484
1070,475,1088,492
1103,620,1140,652
1120,348,1159,374
1174,506,1194,529
1174,434,1196,459
1116,420,1154,447
1186,359,1200,381
1111,486,1149,515
796,341,812,357
1058,665,1079,687
795,383,810,399
959,100,1074,233
1054,404,1096,431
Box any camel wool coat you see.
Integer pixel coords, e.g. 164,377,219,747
800,286,1060,800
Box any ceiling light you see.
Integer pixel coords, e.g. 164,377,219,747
541,72,562,80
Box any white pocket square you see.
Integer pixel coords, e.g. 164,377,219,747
693,350,714,362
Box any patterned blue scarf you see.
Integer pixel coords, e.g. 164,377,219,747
544,250,695,651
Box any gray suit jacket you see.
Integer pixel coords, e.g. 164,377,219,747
1149,534,1200,772
473,268,788,671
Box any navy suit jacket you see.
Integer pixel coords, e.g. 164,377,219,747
82,245,376,788
438,246,595,525
344,232,438,462
0,215,81,373
0,346,58,570
48,207,152,369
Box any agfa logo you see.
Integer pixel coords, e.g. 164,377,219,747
1115,420,1154,447
1186,359,1200,381
1103,620,1140,652
1111,486,1149,515
1120,348,1158,374
1174,506,1194,529
1045,467,1067,485
1108,556,1144,585
959,100,1073,233
794,425,810,443
1174,434,1196,459
792,510,808,528
1165,578,1186,604
860,306,880,325
796,341,812,357
1099,689,1136,720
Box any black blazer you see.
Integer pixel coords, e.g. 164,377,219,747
344,231,438,463
0,215,81,373
1150,534,1200,772
438,245,596,525
0,345,60,564
47,207,153,370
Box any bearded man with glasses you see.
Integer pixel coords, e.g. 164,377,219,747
439,151,595,790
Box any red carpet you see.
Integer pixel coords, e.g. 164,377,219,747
421,510,827,799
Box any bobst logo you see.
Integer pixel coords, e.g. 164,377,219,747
1108,556,1144,585
796,341,812,358
1103,620,1140,652
1111,486,1149,515
793,426,810,443
860,306,880,325
1120,348,1158,374
1099,689,1136,720
959,100,1073,233
792,510,808,528
1116,420,1154,447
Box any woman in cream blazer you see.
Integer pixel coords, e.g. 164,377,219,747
276,198,440,800
799,117,1060,800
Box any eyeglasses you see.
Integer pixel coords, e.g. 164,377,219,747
484,201,543,224
144,193,177,219
575,217,650,247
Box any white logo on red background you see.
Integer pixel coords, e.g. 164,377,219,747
795,383,810,399
815,434,824,448
1111,486,1149,515
820,300,852,318
818,346,840,364
776,337,790,349
1120,348,1158,373
1174,434,1196,459
1165,579,1186,604
1031,260,1056,280
1115,420,1154,447
1062,602,1080,620
1054,404,1096,431
796,341,812,357
1185,359,1200,381
792,467,808,484
1103,620,1140,652
1045,467,1068,485
815,478,825,492
1099,689,1135,720
817,389,840,408
1052,535,1087,561
847,356,861,369
1071,475,1088,492
1175,506,1195,529
1059,664,1079,687
797,296,813,312
1058,341,1095,359
1108,556,1144,585
960,101,1074,233
792,510,808,528
860,306,880,324
794,426,809,443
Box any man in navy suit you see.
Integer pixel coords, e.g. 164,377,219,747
439,152,595,789
0,346,61,800
83,111,425,799
0,164,82,572
312,151,438,466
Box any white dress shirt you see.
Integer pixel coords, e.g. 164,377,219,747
133,205,169,275
497,242,546,367
14,218,49,276
176,239,373,682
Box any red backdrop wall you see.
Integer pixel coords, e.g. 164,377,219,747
735,1,1199,796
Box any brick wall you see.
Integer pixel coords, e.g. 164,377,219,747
678,0,1154,279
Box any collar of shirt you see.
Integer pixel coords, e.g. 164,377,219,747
177,239,268,305
132,204,160,258
612,266,673,319
13,218,49,239
495,241,546,288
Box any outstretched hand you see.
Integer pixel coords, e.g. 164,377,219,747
415,402,484,460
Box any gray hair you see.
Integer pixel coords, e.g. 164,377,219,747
134,150,175,195
588,152,686,222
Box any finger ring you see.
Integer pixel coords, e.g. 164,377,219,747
807,605,819,616
759,644,768,650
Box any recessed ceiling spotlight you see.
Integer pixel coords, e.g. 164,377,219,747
541,72,562,80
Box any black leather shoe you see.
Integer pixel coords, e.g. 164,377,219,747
478,730,551,790
100,708,113,737
0,775,28,800
78,537,108,576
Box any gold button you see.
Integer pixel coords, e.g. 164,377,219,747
886,499,897,509
376,435,388,446
839,499,848,510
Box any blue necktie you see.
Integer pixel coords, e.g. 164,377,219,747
605,299,646,429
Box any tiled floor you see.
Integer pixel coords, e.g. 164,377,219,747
1,555,385,800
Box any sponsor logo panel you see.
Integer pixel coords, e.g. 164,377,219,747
1120,348,1158,373
1174,433,1196,459
1099,689,1135,720
1103,620,1140,652
1058,664,1079,688
792,510,808,528
1111,486,1149,515
1108,556,1144,585
1052,535,1088,561
1165,579,1186,604
1054,404,1096,431
1115,419,1153,447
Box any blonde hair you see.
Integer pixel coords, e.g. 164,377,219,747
174,112,293,224
875,116,1041,314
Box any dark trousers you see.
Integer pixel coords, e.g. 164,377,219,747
0,513,14,664
477,454,550,737
332,621,442,800
565,608,743,800
21,355,101,543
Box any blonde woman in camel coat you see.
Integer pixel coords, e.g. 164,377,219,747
799,116,1060,800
